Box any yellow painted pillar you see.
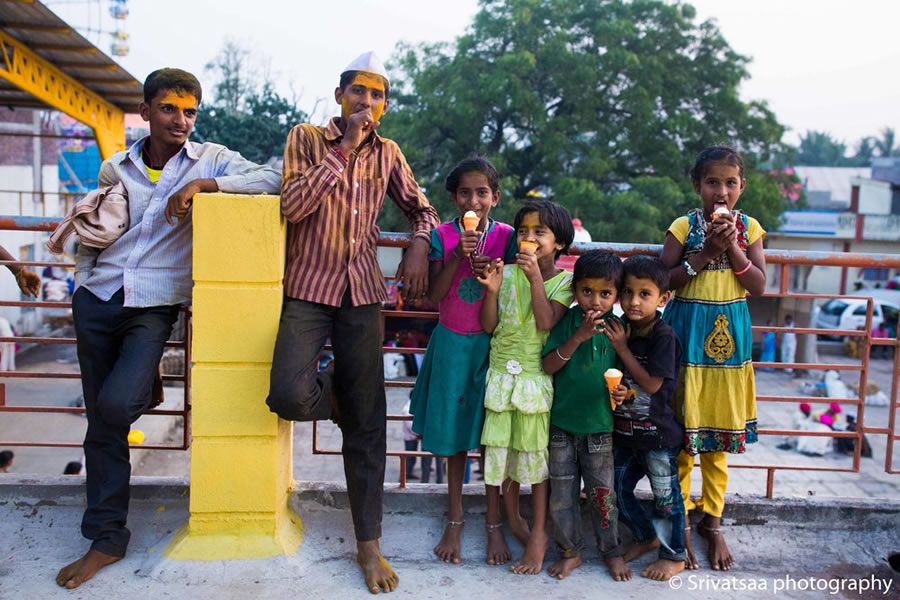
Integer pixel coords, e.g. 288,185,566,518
166,193,302,560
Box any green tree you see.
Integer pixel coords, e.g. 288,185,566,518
193,42,306,164
874,127,897,157
380,0,788,241
795,130,849,166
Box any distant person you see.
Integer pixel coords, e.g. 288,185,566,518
777,402,811,450
853,281,864,291
835,415,872,458
872,322,890,359
0,317,16,371
759,320,776,371
400,400,420,481
0,449,13,472
780,315,797,373
797,413,835,456
56,67,280,591
0,245,40,298
64,461,83,475
813,402,843,429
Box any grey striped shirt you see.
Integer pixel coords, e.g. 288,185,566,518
75,137,281,307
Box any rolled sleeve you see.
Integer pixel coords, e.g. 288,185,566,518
212,148,281,194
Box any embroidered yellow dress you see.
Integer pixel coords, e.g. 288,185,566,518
662,208,765,455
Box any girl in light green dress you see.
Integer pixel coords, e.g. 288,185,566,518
478,200,574,575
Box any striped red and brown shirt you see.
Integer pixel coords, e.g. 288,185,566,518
280,118,439,307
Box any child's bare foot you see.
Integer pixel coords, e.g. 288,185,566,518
605,556,632,581
641,558,685,581
55,549,121,589
547,555,582,580
485,522,511,566
698,516,733,571
623,538,660,562
509,515,530,546
434,520,464,564
510,528,547,575
683,526,700,569
357,540,398,594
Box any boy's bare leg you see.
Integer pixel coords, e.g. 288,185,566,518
604,556,632,582
485,483,511,565
55,549,121,589
357,540,398,594
623,538,661,562
502,479,530,545
698,514,733,570
511,481,548,575
641,558,685,581
435,452,467,564
547,555,583,580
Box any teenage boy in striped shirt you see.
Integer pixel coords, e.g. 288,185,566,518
266,52,439,594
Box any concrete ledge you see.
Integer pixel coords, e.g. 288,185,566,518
3,477,899,532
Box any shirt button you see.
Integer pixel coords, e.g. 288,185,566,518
353,209,358,215
355,182,360,189
351,238,356,244
339,168,344,173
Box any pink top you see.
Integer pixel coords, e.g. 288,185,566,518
430,219,515,335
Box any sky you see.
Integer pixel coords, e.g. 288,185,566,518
48,0,900,148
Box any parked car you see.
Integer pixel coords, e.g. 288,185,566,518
816,290,900,340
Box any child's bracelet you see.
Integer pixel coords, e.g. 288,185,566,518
733,261,752,276
555,347,570,361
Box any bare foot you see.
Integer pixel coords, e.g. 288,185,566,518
623,538,660,562
485,523,511,566
55,549,121,589
605,556,633,582
641,558,685,581
357,540,398,594
509,515,530,546
698,517,733,571
547,555,582,580
683,526,700,570
434,521,463,564
510,528,547,575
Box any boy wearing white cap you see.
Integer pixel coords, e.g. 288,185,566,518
267,51,439,594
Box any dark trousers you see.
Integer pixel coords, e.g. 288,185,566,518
72,287,179,557
266,291,385,541
613,446,687,562
548,426,623,559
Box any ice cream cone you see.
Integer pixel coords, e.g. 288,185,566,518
712,206,730,220
462,210,479,232
519,240,539,254
604,368,623,410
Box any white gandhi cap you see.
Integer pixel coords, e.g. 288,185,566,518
341,51,389,85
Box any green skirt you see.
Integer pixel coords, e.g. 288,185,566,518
410,323,490,456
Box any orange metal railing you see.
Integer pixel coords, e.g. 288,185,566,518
2,218,899,495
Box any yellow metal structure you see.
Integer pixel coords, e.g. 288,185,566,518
0,29,124,159
166,194,303,560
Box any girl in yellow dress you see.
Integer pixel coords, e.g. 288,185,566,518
660,145,767,571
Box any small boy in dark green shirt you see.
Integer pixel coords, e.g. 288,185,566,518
542,250,629,582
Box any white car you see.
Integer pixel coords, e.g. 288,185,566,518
816,290,900,339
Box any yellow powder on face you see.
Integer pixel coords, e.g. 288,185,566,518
158,92,198,111
341,73,386,122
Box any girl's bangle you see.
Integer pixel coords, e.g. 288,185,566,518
555,347,570,361
734,261,752,276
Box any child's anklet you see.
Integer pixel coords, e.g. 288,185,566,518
485,522,503,530
447,519,465,527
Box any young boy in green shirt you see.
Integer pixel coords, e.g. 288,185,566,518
541,250,629,582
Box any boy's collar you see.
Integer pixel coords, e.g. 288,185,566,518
125,136,197,164
627,311,661,337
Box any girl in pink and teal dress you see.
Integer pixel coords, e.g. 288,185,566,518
410,157,518,566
